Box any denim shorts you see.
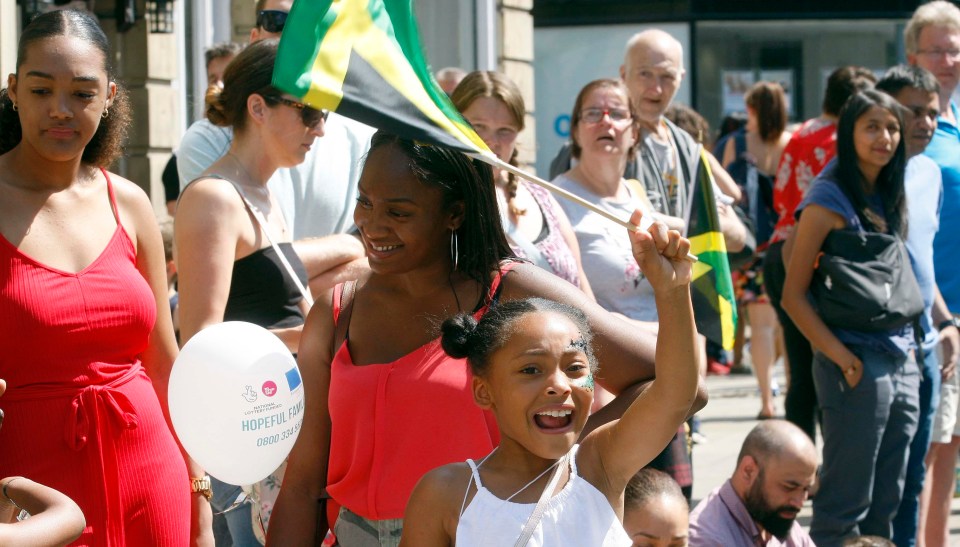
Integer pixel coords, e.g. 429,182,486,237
333,506,403,547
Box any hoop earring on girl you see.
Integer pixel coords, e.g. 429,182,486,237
450,230,459,271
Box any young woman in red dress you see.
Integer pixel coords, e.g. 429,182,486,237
0,10,213,546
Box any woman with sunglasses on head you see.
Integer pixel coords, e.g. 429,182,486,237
0,9,213,546
175,39,324,547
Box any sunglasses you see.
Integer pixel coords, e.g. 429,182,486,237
264,95,329,128
256,10,288,33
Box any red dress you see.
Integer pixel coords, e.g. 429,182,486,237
0,171,190,546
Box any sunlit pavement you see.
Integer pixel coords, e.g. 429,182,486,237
693,361,960,545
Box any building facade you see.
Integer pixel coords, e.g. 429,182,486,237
532,0,918,173
2,0,535,213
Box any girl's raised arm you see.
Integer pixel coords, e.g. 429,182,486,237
575,210,701,499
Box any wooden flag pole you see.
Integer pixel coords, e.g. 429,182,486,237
467,152,698,263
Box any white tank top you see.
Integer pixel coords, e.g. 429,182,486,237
455,445,631,546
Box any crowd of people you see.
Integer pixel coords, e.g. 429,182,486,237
2,0,960,546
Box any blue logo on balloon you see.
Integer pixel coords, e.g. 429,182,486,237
285,367,302,391
554,114,571,138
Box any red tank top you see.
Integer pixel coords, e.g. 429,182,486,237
326,264,517,520
0,171,156,387
0,170,189,546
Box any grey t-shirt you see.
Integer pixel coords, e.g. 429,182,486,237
552,173,658,321
641,128,686,218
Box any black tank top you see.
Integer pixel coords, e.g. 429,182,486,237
223,243,307,329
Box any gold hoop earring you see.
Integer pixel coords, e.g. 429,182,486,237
102,108,109,119
11,102,17,112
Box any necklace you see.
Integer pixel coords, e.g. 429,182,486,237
225,152,287,235
226,152,264,191
478,448,565,502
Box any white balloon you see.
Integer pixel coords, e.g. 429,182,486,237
169,321,305,486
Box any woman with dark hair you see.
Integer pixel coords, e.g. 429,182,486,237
0,9,212,546
451,71,593,299
266,131,703,546
175,39,325,545
719,81,792,419
782,90,920,545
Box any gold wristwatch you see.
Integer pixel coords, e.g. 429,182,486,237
190,475,212,501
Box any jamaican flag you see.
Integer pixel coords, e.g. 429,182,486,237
272,0,490,156
686,149,738,350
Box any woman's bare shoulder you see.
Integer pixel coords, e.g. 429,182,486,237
103,170,150,207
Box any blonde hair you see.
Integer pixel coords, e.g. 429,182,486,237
450,71,527,216
905,1,960,55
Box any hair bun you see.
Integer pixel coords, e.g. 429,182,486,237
204,84,230,126
440,313,478,359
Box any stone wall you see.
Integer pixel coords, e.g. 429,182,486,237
500,0,536,173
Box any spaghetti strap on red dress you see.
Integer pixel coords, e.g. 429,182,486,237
0,170,190,546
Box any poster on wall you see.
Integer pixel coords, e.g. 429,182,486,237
721,70,755,115
760,70,795,117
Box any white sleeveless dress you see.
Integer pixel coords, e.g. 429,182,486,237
455,445,631,546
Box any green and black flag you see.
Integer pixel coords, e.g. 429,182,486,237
685,149,738,351
272,0,491,156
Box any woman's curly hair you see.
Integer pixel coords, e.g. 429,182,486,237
0,9,131,167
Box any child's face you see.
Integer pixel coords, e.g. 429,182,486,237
475,311,594,459
623,494,689,547
623,495,690,547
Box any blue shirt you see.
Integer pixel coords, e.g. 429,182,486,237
797,162,914,355
905,155,943,350
924,102,960,313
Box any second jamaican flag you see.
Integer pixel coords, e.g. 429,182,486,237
686,150,738,351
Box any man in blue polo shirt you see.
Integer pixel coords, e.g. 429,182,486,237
907,3,960,545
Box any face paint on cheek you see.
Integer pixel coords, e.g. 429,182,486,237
572,373,594,392
567,337,594,391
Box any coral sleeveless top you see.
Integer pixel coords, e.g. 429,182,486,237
0,170,189,546
325,264,518,520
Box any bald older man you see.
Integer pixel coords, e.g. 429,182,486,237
550,30,743,234
619,30,698,226
549,31,694,223
689,420,817,547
